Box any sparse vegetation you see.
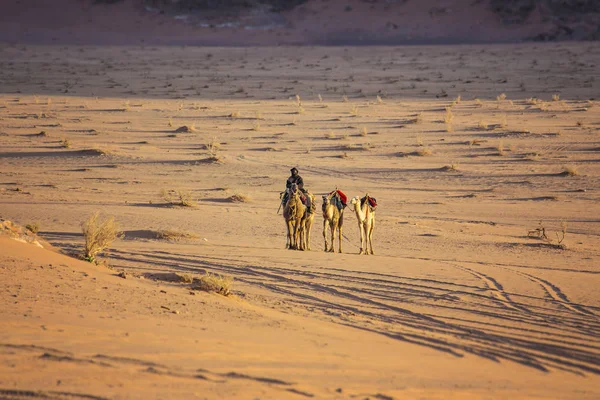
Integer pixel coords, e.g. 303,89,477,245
528,221,567,248
497,141,506,156
228,193,251,203
440,163,459,172
500,114,508,129
552,94,560,102
156,229,199,241
561,166,578,176
25,222,40,234
497,93,506,102
174,125,196,133
81,213,122,263
416,147,433,156
478,120,488,131
444,107,454,124
161,189,197,207
204,136,221,161
61,138,71,148
410,113,423,124
192,272,233,296
360,126,368,136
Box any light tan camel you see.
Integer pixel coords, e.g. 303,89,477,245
322,191,344,253
350,194,376,255
298,192,316,251
282,184,306,250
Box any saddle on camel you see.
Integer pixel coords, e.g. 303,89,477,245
360,194,377,209
322,189,348,213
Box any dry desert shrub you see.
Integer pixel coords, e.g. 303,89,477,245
497,141,506,156
528,221,567,248
350,105,358,116
161,189,197,207
440,163,459,172
474,98,483,108
252,121,261,131
81,213,122,263
174,124,196,133
478,120,488,131
228,193,251,202
61,138,71,148
205,137,221,161
416,147,433,156
360,126,368,136
376,95,383,104
410,113,423,124
500,114,508,129
497,93,506,102
156,229,199,241
192,272,233,296
444,108,454,124
25,222,40,234
561,166,578,176
229,111,240,118
552,94,560,102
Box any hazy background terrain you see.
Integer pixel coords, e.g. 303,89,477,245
2,0,599,45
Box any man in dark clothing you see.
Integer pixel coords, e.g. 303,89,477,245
282,168,312,213
286,167,304,191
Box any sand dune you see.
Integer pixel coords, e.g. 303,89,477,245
1,42,599,398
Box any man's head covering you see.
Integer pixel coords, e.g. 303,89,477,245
290,167,298,174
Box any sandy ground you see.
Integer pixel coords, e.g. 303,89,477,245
1,42,600,399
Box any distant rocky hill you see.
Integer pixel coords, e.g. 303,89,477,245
1,0,598,45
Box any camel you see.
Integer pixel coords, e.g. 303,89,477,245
298,192,316,251
282,184,306,250
350,194,376,255
322,190,344,253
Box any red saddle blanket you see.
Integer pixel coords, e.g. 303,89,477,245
333,190,347,205
361,196,377,208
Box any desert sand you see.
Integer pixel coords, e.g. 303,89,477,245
1,41,599,399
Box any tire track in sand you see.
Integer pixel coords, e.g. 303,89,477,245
451,265,528,314
512,270,596,317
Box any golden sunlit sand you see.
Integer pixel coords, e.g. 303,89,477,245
1,42,599,399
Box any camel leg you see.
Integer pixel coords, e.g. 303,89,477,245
306,217,313,251
323,219,329,252
287,221,295,250
298,221,305,251
338,223,343,254
368,219,375,255
329,221,336,253
292,223,297,250
358,222,365,255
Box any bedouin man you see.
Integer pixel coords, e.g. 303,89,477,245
282,167,311,213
